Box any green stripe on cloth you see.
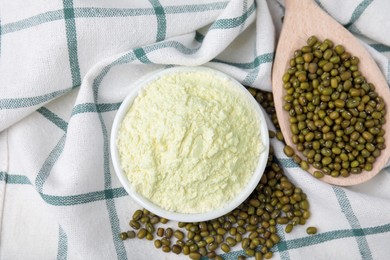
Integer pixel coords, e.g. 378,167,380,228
275,224,390,252
240,0,248,32
0,17,2,57
74,7,154,18
333,187,373,260
0,89,69,110
63,0,81,88
212,52,274,69
345,0,373,28
41,187,128,206
213,250,254,260
35,134,66,193
57,226,68,260
149,0,166,42
0,171,128,205
275,158,299,168
134,47,152,63
71,102,121,116
253,53,274,68
211,1,255,30
92,57,131,260
95,110,128,258
37,107,68,132
223,43,272,86
387,61,390,85
97,102,122,112
0,171,31,184
2,2,228,35
276,225,291,260
221,223,390,260
164,1,228,14
243,66,260,85
370,43,390,53
132,39,203,64
194,31,205,43
347,24,362,35
242,52,274,85
144,40,200,55
137,39,203,62
2,10,64,34
74,2,228,17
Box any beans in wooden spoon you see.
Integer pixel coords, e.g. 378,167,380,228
272,0,390,186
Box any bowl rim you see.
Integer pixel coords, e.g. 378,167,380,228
110,66,269,222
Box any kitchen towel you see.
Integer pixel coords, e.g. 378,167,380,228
1,0,390,259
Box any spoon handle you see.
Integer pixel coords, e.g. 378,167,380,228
284,0,321,23
284,0,316,9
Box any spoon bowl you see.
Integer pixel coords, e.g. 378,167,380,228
272,0,390,186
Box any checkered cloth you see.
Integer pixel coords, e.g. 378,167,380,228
1,0,390,259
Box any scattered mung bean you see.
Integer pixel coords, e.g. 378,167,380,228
119,232,128,240
172,245,182,254
306,226,318,235
162,245,170,253
154,239,162,249
137,228,147,239
127,231,136,239
284,145,295,157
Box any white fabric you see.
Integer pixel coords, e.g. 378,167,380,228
1,0,390,259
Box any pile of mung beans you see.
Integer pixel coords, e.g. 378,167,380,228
119,89,317,260
282,36,386,178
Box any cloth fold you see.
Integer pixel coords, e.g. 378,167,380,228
1,0,390,259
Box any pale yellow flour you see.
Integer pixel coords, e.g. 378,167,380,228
117,70,263,213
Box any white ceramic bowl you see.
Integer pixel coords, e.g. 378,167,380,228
110,66,269,222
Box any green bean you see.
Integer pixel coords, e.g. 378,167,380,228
306,227,318,235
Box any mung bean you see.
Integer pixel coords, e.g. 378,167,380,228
306,226,318,235
119,232,128,240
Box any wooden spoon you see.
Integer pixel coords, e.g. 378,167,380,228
272,0,390,186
